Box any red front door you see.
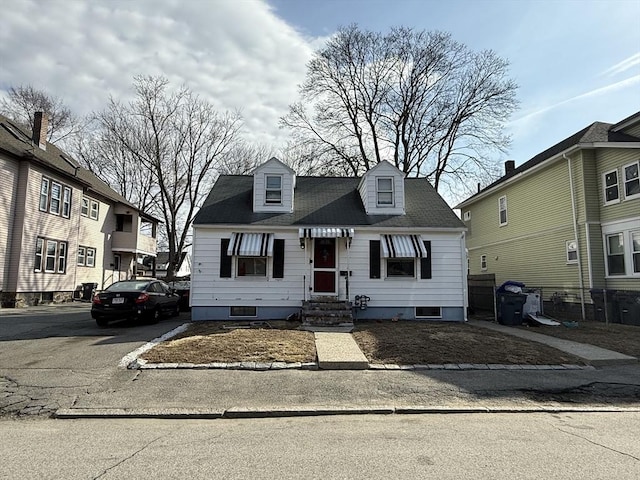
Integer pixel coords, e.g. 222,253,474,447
313,238,336,294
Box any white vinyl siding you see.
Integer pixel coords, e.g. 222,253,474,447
357,162,405,215
252,159,295,213
191,228,465,310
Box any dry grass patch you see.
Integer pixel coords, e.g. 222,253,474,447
352,321,584,365
517,321,640,358
141,321,316,364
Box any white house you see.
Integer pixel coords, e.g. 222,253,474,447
190,158,467,322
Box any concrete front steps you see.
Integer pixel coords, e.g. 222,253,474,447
302,296,354,329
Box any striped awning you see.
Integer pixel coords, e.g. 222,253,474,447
228,233,274,256
381,235,427,258
298,227,354,238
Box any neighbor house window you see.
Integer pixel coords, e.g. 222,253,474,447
603,169,620,204
77,246,96,267
230,306,257,317
463,211,471,221
35,237,67,274
566,240,578,264
62,186,71,218
416,307,442,318
606,233,625,276
81,197,99,220
633,231,640,274
39,176,72,217
480,255,487,271
386,258,415,277
498,196,507,226
237,257,267,277
265,175,282,204
39,178,49,211
623,161,640,199
376,177,394,206
34,238,44,272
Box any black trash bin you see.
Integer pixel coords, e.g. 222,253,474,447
589,289,618,322
82,282,98,301
615,291,640,326
496,292,527,325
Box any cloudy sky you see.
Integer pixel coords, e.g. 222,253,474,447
1,0,639,174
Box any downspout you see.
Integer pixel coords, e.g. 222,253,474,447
461,232,468,321
563,153,586,320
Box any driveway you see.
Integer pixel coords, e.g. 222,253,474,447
0,303,187,417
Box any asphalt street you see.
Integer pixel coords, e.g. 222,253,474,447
1,304,640,419
1,413,639,479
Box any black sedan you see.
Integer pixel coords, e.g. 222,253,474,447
91,279,180,327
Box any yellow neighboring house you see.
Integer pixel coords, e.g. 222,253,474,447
456,111,640,320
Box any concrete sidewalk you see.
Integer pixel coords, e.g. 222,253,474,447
468,320,638,366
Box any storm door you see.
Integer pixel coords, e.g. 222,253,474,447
313,238,336,294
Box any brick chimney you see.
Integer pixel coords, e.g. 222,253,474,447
504,160,515,176
33,112,48,150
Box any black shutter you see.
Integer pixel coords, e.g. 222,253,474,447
420,241,432,279
273,239,285,278
369,240,381,279
220,238,232,278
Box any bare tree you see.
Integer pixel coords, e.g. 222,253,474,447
86,76,243,280
0,85,84,146
281,25,518,191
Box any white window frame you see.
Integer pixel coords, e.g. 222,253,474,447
77,246,86,266
385,258,416,278
81,197,89,217
237,256,268,277
498,196,507,226
86,247,96,267
62,186,72,218
57,242,66,273
566,240,578,264
265,175,282,205
480,254,487,271
49,181,62,215
39,178,49,212
602,169,620,205
34,238,44,272
376,177,394,206
45,240,57,273
623,161,640,200
632,231,640,274
89,199,99,220
605,233,626,276
463,211,471,221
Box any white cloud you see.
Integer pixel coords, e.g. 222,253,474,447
600,52,640,77
0,0,323,146
511,75,640,127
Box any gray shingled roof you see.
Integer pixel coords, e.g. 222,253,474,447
0,114,159,221
458,119,640,206
194,175,465,229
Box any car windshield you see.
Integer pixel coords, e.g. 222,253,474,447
106,281,149,292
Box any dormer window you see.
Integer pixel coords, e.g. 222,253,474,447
377,177,394,206
265,175,282,204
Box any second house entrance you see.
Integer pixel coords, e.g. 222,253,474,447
313,237,336,294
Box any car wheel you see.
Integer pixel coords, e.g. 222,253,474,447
147,307,161,324
95,317,109,327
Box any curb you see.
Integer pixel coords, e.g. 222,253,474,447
55,405,640,420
